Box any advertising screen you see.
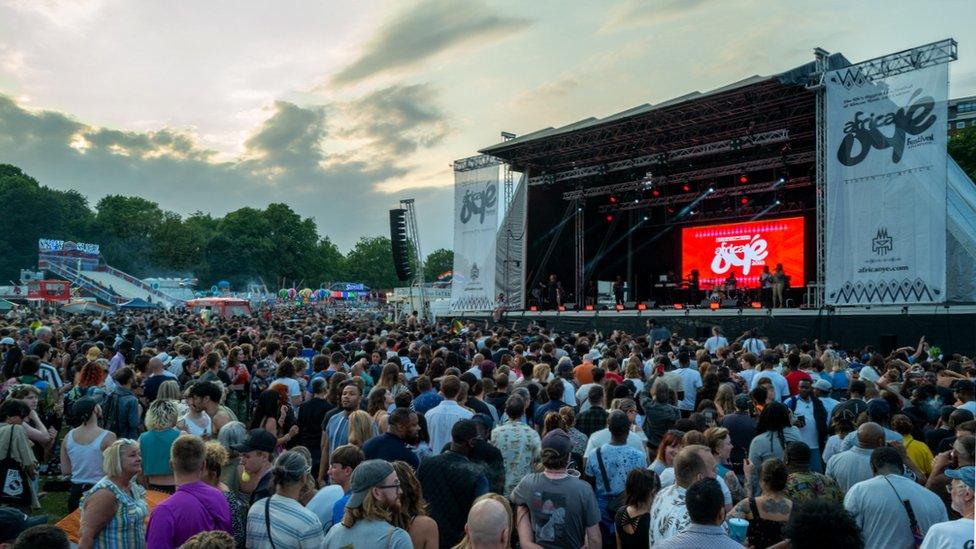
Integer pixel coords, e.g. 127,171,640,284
681,217,805,289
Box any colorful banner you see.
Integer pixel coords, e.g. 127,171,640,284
825,63,948,305
451,165,499,311
682,217,805,289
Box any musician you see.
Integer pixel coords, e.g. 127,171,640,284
724,272,738,289
688,269,700,304
772,264,788,308
612,276,625,306
585,280,597,307
545,274,562,310
759,265,773,308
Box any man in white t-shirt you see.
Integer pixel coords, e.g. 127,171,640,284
703,327,729,356
674,352,702,416
750,354,790,402
920,466,974,549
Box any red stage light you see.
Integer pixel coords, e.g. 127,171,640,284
674,303,685,310
740,197,749,205
615,304,624,311
739,175,749,184
710,302,721,310
606,214,614,222
751,301,763,309
637,303,647,311
558,305,566,312
652,189,660,197
609,195,618,204
529,305,538,312
682,184,691,192
584,304,594,311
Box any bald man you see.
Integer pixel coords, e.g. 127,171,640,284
464,497,510,549
826,422,886,492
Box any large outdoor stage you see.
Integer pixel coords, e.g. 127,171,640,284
451,305,976,356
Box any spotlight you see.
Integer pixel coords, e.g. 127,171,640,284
777,177,786,185
751,301,763,309
709,302,721,310
652,189,661,197
633,199,639,204
558,305,566,312
606,214,614,222
577,207,583,212
529,305,538,311
615,304,624,311
707,187,715,193
637,303,647,311
775,200,782,205
674,303,685,310
739,174,749,184
609,195,618,204
682,184,691,192
689,210,697,216
584,304,595,311
740,197,750,205
642,215,649,221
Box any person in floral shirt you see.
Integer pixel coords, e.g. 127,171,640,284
489,395,540,494
783,441,843,505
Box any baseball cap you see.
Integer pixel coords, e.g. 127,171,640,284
812,379,833,392
0,337,14,345
945,466,975,489
346,459,395,508
0,508,46,542
231,429,277,454
541,429,572,458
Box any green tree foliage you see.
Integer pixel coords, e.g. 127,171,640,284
0,164,433,290
424,248,454,281
949,127,976,181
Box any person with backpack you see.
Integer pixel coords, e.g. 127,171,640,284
102,367,140,440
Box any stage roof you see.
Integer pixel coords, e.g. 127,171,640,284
479,53,850,173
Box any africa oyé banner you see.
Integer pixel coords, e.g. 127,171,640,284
825,62,948,305
450,164,499,311
681,217,805,289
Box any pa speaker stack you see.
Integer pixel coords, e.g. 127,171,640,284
389,209,412,281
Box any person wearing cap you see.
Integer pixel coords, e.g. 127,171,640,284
512,428,600,549
0,508,47,548
61,397,116,512
811,378,839,418
784,378,829,473
920,465,974,548
245,450,325,548
555,359,578,407
418,419,489,547
232,428,277,507
844,447,947,549
322,459,412,548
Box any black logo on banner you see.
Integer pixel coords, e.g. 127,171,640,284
872,228,893,256
459,183,497,224
836,88,937,166
470,262,480,281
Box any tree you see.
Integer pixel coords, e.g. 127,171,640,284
949,127,976,182
424,248,454,281
92,195,164,275
343,236,401,289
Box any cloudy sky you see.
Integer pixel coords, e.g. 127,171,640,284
1,0,974,252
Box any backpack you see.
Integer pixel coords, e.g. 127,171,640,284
99,392,122,434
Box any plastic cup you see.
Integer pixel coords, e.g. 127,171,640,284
727,517,749,542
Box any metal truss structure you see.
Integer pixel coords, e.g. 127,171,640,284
806,38,958,307
453,154,503,172
400,199,427,319
597,177,811,213
531,129,790,186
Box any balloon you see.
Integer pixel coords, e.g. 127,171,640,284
300,288,312,298
218,280,230,289
317,289,327,300
278,289,288,298
287,288,297,299
210,285,218,293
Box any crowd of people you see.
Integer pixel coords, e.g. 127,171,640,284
0,307,972,549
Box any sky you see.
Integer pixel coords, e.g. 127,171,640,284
1,0,974,253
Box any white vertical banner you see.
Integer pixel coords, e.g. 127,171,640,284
825,62,948,305
451,165,499,311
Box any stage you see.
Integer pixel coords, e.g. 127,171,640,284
449,304,976,356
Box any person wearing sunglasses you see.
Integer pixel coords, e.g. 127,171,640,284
323,459,412,549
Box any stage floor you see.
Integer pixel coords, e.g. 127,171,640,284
449,305,976,355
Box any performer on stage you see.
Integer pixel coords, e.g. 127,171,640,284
772,263,788,308
688,269,700,305
545,274,562,310
612,276,625,306
724,272,738,289
760,265,773,308
585,280,597,308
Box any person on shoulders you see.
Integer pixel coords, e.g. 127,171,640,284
322,459,413,549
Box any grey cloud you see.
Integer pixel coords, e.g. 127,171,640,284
602,0,711,32
0,94,451,251
332,0,531,86
342,83,451,155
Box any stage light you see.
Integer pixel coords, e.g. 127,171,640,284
615,304,624,311
577,207,583,212
652,189,661,197
710,302,721,310
682,184,691,192
777,177,786,185
609,195,618,204
739,174,749,184
740,197,750,205
633,199,639,204
584,304,595,311
775,200,782,205
707,187,715,193
558,305,566,312
673,303,685,310
606,214,614,222
751,301,763,309
642,215,649,221
637,303,647,311
689,210,697,216
529,305,538,311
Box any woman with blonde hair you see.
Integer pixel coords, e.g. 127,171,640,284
78,438,148,548
623,358,644,393
391,460,438,549
137,399,181,493
347,410,376,448
714,383,736,420
704,426,745,502
201,441,247,549
532,363,551,385
156,379,187,414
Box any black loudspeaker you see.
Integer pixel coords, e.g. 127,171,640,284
879,334,898,355
389,209,412,281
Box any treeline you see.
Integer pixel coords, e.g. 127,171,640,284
0,164,452,290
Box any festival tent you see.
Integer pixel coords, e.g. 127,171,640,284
119,298,160,309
